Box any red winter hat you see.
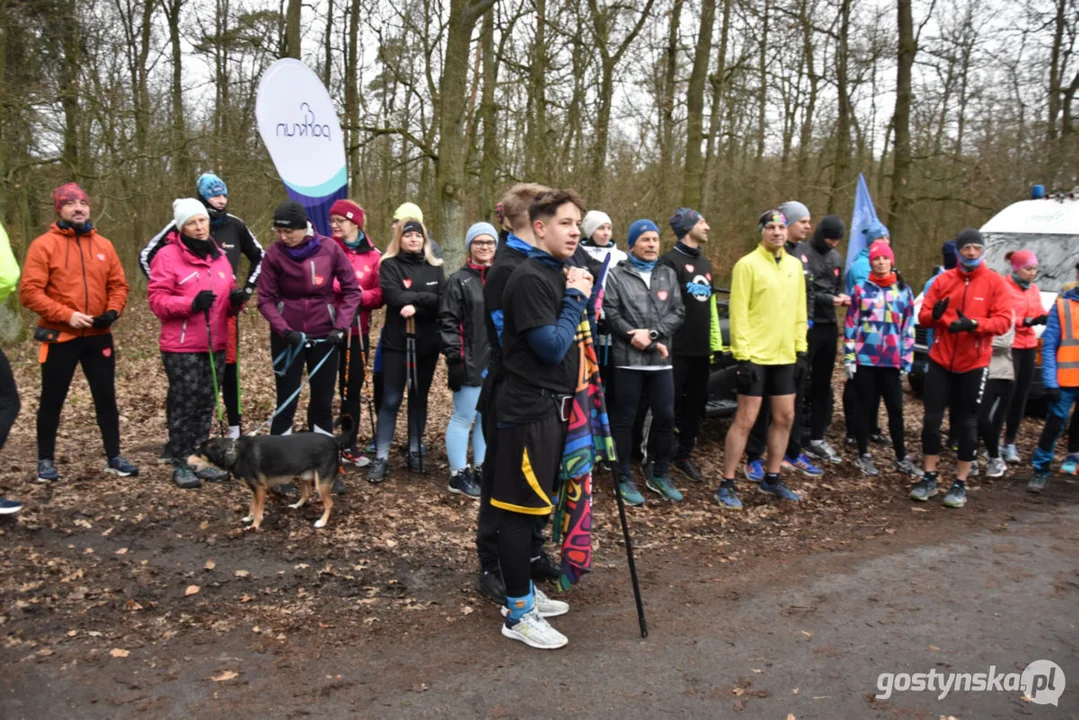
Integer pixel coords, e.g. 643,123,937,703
869,240,894,265
53,183,89,213
329,199,365,228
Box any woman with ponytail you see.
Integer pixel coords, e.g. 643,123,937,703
1000,250,1046,463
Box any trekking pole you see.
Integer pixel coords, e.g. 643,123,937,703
235,314,242,436
405,315,423,476
609,461,648,638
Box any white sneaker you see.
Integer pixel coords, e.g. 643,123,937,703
501,587,569,618
501,608,568,649
986,457,1007,478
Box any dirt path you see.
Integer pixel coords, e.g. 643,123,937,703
3,475,1076,719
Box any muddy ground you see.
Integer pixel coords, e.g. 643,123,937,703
1,306,1075,718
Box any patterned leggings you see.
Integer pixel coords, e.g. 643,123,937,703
162,351,225,462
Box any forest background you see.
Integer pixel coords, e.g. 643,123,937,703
0,0,1076,291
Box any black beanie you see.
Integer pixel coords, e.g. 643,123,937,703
954,228,983,250
401,220,425,238
810,215,845,253
273,201,308,230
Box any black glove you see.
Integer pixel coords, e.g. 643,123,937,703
948,310,977,333
191,290,216,313
229,288,248,310
285,330,305,346
91,310,119,329
932,296,950,321
1046,387,1061,403
1024,314,1048,327
327,328,346,347
447,360,466,392
735,361,759,395
795,351,809,379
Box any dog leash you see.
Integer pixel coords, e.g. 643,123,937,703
205,310,228,438
249,334,334,436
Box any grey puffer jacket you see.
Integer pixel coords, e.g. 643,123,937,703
604,261,685,368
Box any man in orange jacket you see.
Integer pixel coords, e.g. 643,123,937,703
20,183,137,482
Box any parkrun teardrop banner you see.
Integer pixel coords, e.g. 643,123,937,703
256,59,347,237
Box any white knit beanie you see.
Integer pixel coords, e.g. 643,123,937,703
581,210,612,240
173,197,209,231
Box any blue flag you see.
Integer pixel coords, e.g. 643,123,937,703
846,173,881,273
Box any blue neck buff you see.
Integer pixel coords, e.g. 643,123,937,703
959,256,984,272
507,233,531,254
527,244,563,269
628,254,657,273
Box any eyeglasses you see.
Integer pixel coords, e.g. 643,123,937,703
471,240,496,247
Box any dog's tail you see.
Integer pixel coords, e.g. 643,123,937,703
334,415,354,450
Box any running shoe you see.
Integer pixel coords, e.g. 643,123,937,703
618,479,646,507
942,481,967,508
909,476,938,501
449,468,481,498
985,457,1007,478
341,447,371,467
783,453,824,477
367,459,389,483
36,459,59,483
759,476,802,501
501,608,568,650
645,475,684,502
743,459,764,483
714,481,743,510
1027,471,1049,493
1002,444,1021,464
172,464,201,489
672,456,704,483
476,570,506,605
853,454,879,476
530,552,563,583
0,496,22,515
805,439,842,464
1061,454,1079,476
501,588,568,619
893,456,921,477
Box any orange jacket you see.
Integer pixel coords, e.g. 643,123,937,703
20,223,129,339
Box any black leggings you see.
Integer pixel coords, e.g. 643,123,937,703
269,335,339,435
223,362,240,427
337,333,369,449
806,323,838,439
612,368,674,478
1003,347,1036,445
162,350,225,460
672,355,710,458
38,334,121,460
375,349,437,459
921,360,987,462
0,348,20,451
978,378,1014,458
851,366,905,458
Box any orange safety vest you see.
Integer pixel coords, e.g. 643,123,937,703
1056,298,1079,387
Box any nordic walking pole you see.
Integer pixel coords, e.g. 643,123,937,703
205,310,226,438
609,461,647,638
405,316,418,477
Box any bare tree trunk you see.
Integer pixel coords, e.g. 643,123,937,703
701,0,731,214
795,0,818,195
284,0,302,59
682,0,715,208
478,6,498,217
436,0,497,271
888,0,914,245
755,0,770,162
525,0,548,179
59,7,81,177
323,0,334,86
163,0,188,183
345,0,360,193
659,0,683,196
827,0,852,214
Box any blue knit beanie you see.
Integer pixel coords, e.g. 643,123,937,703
863,219,890,242
466,222,499,250
196,173,228,201
627,219,660,249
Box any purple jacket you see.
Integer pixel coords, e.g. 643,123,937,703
257,234,361,339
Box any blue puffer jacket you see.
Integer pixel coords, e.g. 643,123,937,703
1041,287,1079,390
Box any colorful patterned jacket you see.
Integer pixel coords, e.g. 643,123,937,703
844,276,916,373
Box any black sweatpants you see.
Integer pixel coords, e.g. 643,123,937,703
978,378,1014,459
1003,347,1036,445
162,350,225,461
921,360,987,462
851,366,905,458
269,335,339,436
613,368,674,479
337,333,368,449
223,362,240,427
0,348,20,451
375,349,437,458
806,323,838,439
38,334,121,460
672,355,710,458
747,361,807,461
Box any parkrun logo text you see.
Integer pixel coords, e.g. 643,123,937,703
276,102,332,142
875,660,1065,706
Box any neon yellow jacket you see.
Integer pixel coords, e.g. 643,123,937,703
729,243,807,364
0,222,19,303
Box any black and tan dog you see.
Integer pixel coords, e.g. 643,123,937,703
187,426,348,530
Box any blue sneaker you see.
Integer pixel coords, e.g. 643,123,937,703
713,482,743,510
909,475,938,501
105,455,139,477
36,459,59,483
618,479,646,507
1061,454,1079,476
782,454,824,477
645,475,684,503
942,481,967,508
1028,471,1049,493
0,496,22,514
743,459,764,483
759,476,801,501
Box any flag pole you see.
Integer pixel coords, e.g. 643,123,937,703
610,463,648,638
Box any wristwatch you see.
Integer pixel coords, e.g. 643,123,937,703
648,329,659,341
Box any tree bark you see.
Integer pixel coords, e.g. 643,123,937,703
701,0,732,215
659,0,684,200
163,0,188,183
525,0,548,180
478,7,498,219
345,0,361,193
682,0,715,208
284,0,302,59
827,0,852,214
888,0,915,246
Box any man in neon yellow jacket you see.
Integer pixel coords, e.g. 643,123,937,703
0,222,23,514
715,209,808,509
